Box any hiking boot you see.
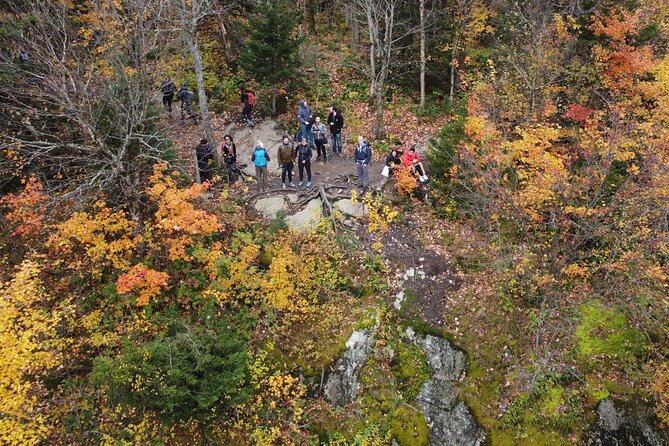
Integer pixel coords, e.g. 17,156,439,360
282,183,286,189
290,182,295,187
306,181,311,187
316,156,321,161
298,181,303,187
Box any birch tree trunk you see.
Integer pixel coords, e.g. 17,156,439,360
449,32,459,104
419,0,426,109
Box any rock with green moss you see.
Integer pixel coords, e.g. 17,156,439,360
407,327,486,446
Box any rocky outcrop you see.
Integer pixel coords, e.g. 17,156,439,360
285,198,322,231
323,327,377,407
585,398,669,446
407,328,485,446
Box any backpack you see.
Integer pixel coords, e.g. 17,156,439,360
253,147,268,167
246,91,256,106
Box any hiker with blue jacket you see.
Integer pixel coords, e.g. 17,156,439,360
251,141,270,191
297,99,314,146
295,137,313,187
354,136,372,191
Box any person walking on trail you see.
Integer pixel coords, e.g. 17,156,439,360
221,134,237,166
311,116,328,162
354,136,372,192
240,86,256,127
278,135,296,189
296,137,313,187
403,146,428,182
177,83,196,122
297,99,313,145
195,138,214,184
328,106,344,156
251,141,270,191
161,76,175,112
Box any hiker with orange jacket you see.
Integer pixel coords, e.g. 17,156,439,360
403,146,428,182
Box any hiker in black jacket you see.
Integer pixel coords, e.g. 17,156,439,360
240,86,255,127
328,106,344,156
295,137,313,187
161,76,175,112
195,138,214,183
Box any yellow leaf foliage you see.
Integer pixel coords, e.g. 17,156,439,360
47,202,137,272
0,260,65,445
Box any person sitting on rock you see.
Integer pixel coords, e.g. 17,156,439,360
385,148,402,176
403,146,428,182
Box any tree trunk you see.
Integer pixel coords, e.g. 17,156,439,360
218,18,231,60
272,92,277,115
374,83,384,140
449,33,459,104
419,0,426,109
307,0,316,34
183,30,218,160
193,148,201,184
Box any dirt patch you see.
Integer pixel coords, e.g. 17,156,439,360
361,223,462,329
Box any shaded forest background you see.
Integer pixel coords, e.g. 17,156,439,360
1,0,669,444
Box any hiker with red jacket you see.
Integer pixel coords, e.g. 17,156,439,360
240,86,256,127
403,146,428,182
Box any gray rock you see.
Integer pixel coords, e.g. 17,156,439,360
411,330,485,446
254,196,287,219
222,120,285,176
324,328,377,407
393,290,406,310
285,199,322,232
586,398,669,446
335,199,368,218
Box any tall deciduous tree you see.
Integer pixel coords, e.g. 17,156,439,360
238,1,302,115
175,0,218,155
351,0,408,140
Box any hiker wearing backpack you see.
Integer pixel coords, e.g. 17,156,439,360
328,106,344,156
195,138,214,184
177,84,196,122
311,117,328,162
295,137,313,187
354,136,372,192
161,76,175,112
278,135,296,189
240,86,255,127
251,141,270,190
297,100,313,145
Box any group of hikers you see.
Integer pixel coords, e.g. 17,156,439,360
184,88,428,192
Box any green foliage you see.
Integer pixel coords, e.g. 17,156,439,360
575,302,647,361
238,1,302,87
92,316,250,422
391,341,430,401
426,104,466,192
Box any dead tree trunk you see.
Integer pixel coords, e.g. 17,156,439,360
419,0,426,109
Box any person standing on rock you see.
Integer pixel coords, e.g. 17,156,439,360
160,76,175,113
251,141,270,191
297,99,313,146
328,106,344,157
195,138,214,184
296,136,313,187
278,135,296,189
311,116,328,162
240,86,255,127
221,134,237,166
354,136,372,192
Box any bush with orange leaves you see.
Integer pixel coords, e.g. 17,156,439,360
116,263,170,307
393,165,418,196
146,163,221,261
1,177,48,239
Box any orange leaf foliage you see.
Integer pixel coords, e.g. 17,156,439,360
147,163,221,261
116,263,170,307
1,177,47,239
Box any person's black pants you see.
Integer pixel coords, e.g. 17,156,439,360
163,93,174,111
315,140,327,160
242,104,253,124
414,164,425,177
298,159,311,182
281,162,294,184
199,167,211,183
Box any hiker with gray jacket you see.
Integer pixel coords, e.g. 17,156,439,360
297,99,314,146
